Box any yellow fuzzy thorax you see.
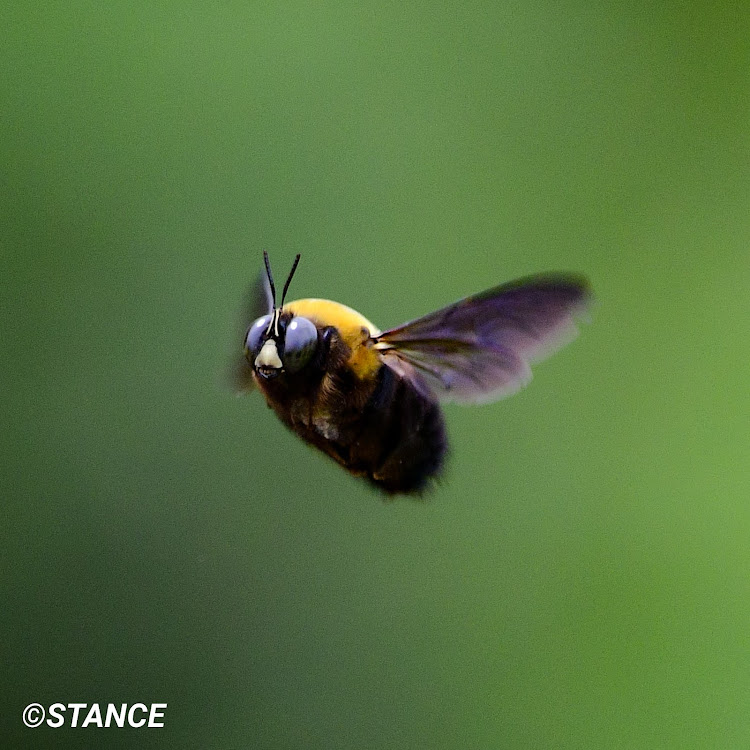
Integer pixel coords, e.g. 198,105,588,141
283,298,382,379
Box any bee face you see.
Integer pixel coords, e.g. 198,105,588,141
244,311,319,380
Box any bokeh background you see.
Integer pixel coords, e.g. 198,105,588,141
2,1,748,748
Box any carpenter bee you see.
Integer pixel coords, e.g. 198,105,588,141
236,253,591,496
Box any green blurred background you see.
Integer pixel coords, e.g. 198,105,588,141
2,1,748,747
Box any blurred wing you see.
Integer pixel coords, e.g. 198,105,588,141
376,274,592,404
230,270,273,393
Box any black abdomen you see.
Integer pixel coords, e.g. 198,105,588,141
347,365,447,495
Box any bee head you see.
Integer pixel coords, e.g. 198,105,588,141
244,252,318,379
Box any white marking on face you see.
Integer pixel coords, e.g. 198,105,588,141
255,338,282,369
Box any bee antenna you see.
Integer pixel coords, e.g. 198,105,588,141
281,254,301,308
263,250,277,308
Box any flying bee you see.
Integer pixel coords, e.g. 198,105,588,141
236,252,591,496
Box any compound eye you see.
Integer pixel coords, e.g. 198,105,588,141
283,316,318,372
245,314,272,355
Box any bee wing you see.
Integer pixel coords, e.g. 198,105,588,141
231,270,274,393
375,274,592,404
